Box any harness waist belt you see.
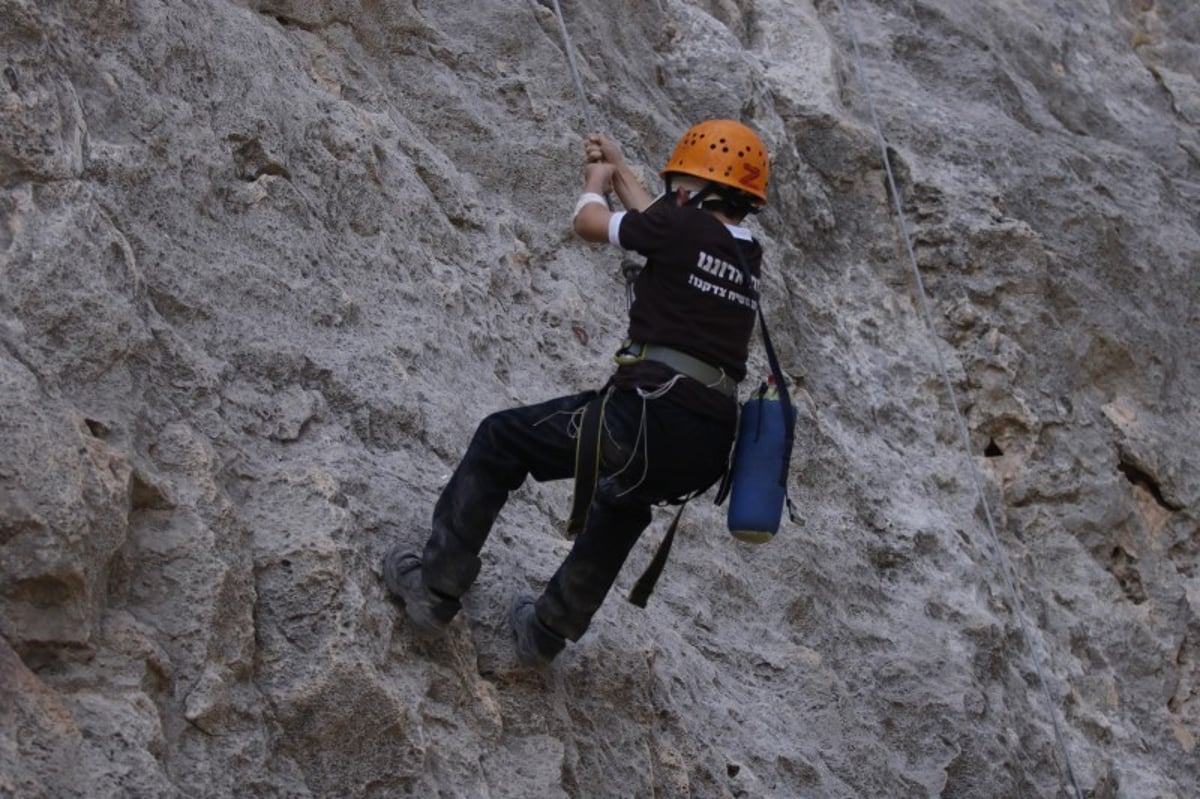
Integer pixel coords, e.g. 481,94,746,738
618,342,738,397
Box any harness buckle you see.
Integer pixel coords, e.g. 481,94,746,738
614,339,646,367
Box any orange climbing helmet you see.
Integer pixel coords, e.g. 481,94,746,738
661,119,769,206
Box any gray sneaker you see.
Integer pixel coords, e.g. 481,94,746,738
382,549,460,630
509,594,566,666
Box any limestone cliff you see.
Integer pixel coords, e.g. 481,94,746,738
2,1,1197,796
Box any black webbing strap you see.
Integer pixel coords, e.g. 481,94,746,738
565,390,609,538
755,300,796,487
628,501,688,608
735,241,795,487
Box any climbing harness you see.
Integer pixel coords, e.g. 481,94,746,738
548,0,643,308
613,340,737,397
838,3,1084,797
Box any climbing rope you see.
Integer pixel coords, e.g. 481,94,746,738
548,0,642,309
837,3,1084,797
551,0,596,133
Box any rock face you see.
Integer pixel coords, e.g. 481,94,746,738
1,0,1197,796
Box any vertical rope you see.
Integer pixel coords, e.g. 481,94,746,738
550,0,596,132
549,0,642,310
837,3,1084,797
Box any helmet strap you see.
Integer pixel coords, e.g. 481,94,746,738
664,176,760,217
697,181,760,220
684,185,710,208
664,175,718,207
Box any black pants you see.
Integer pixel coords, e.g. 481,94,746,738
421,383,734,641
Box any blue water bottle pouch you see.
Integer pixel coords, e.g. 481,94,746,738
726,378,795,542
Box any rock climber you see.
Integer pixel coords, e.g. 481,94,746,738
383,119,770,665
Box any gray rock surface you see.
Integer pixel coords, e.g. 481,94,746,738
1,0,1197,796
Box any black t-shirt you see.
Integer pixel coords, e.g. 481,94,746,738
608,201,762,419
615,201,762,381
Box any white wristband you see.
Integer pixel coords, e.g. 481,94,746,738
573,192,608,220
